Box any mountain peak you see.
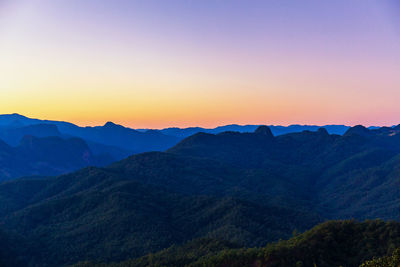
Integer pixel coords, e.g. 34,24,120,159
317,127,329,135
8,113,26,118
254,125,273,137
103,121,122,128
344,125,371,137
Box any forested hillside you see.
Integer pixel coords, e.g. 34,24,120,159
78,220,400,267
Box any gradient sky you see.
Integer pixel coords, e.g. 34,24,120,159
0,0,400,128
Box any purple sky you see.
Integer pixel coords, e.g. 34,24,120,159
0,0,399,128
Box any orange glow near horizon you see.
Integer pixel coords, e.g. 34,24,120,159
1,0,400,129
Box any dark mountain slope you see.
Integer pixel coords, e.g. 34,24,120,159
0,136,112,181
168,125,400,221
167,129,276,168
107,152,312,209
168,126,378,169
193,220,400,267
168,127,357,168
317,151,400,220
0,161,320,266
108,152,242,196
3,191,318,265
0,177,51,217
0,229,29,267
75,220,400,267
85,140,133,161
78,238,241,267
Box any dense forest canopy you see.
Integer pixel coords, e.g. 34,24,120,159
1,125,400,265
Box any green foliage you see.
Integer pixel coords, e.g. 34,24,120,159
189,220,400,267
360,247,400,267
71,220,400,267
90,238,239,267
0,160,319,266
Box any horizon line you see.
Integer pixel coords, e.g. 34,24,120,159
1,113,397,130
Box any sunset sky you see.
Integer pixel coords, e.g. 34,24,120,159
0,0,400,128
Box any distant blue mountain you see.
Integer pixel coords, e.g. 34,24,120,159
139,124,351,138
0,114,179,157
0,123,61,146
0,135,112,181
0,114,390,160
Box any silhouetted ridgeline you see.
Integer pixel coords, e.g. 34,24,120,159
0,113,179,155
0,113,354,154
0,113,357,181
148,123,351,137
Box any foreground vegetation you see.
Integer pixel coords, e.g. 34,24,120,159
73,220,400,267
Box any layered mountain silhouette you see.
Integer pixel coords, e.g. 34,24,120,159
1,125,400,265
0,135,112,181
0,114,180,155
0,123,61,146
151,124,351,138
0,114,362,189
0,114,355,157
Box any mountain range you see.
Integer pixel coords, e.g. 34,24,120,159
0,113,359,181
0,114,364,154
142,124,352,138
0,114,179,156
1,124,400,265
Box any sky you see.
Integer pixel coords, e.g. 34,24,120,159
0,0,400,128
